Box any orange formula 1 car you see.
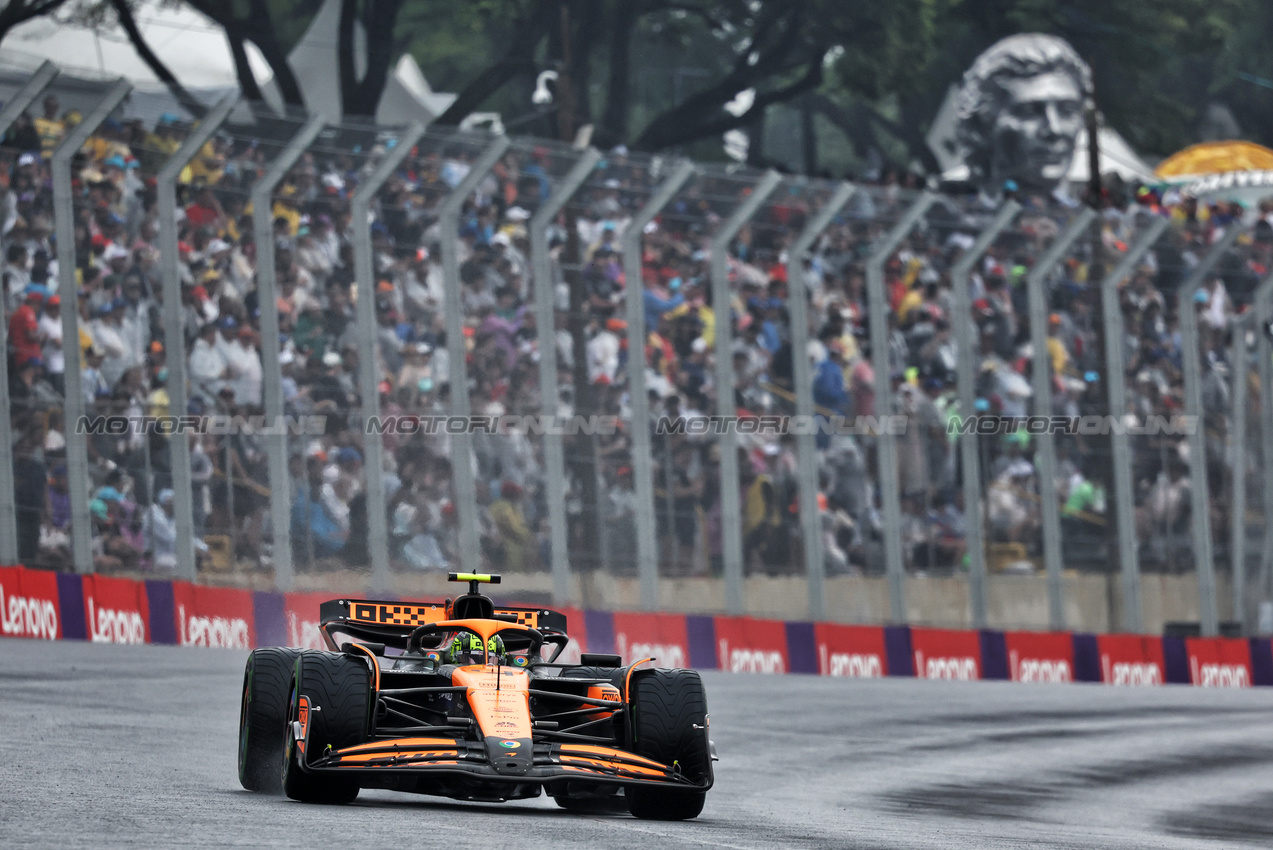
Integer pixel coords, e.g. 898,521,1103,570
238,573,715,819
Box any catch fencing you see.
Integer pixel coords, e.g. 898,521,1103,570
1,63,1269,637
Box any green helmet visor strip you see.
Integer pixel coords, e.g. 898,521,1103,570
440,631,529,667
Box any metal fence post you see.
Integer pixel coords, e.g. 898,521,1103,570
1231,312,1253,633
438,136,512,572
711,170,783,615
156,95,237,581
621,161,695,609
0,59,57,566
949,201,1020,629
252,115,325,592
531,147,602,605
1025,209,1097,630
866,192,937,622
52,78,132,574
786,182,856,622
1256,272,1273,620
350,122,426,595
1178,225,1242,637
1100,216,1170,633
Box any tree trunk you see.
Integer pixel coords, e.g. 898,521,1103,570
801,92,817,175
242,0,305,109
566,0,600,130
110,0,207,119
338,0,400,120
598,0,635,147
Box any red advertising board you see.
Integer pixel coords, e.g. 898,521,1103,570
911,627,981,680
0,566,61,640
282,592,337,650
83,575,150,645
1004,631,1074,683
813,623,888,678
1096,634,1165,685
613,611,691,669
1185,637,1252,687
172,582,255,649
552,605,587,664
714,617,790,674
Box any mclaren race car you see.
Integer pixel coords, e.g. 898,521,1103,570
238,573,714,819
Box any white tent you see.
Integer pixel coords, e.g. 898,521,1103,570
284,0,455,125
0,0,454,127
2,4,269,91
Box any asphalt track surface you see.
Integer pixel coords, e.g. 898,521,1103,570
4,640,1273,849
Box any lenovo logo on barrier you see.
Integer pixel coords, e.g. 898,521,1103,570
178,605,250,649
1010,651,1071,683
818,645,883,678
287,613,326,650
718,639,785,674
1104,659,1162,686
915,652,978,680
616,633,686,669
87,598,145,645
0,584,58,640
1194,661,1249,688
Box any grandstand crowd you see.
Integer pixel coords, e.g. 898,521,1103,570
0,94,1260,580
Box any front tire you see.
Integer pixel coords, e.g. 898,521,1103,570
239,648,300,793
625,668,710,820
282,651,371,804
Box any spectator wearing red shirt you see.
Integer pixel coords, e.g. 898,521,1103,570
184,186,224,231
9,289,44,368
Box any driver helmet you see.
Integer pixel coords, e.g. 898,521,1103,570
446,632,506,666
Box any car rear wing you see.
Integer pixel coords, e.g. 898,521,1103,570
319,599,568,634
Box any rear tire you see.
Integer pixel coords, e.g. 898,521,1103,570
239,648,299,793
282,651,371,804
626,668,710,821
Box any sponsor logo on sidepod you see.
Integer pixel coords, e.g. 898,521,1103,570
718,639,785,674
0,582,57,639
178,604,250,649
87,598,145,644
818,644,883,678
616,633,686,669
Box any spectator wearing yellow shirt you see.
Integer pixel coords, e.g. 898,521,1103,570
272,184,302,236
32,95,64,158
1046,312,1073,377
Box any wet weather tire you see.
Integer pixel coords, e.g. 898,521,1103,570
282,651,371,804
626,668,710,820
238,648,300,794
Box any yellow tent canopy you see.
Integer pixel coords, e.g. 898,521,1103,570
1155,140,1273,179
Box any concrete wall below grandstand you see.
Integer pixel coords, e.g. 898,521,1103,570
1,564,1262,689
311,570,1231,635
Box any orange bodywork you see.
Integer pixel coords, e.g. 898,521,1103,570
451,664,532,740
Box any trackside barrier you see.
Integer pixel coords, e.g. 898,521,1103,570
4,565,1273,690
910,628,983,681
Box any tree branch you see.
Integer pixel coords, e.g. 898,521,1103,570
109,0,207,119
0,0,71,48
638,55,824,151
431,0,554,126
634,9,817,150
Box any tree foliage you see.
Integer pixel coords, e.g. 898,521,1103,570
6,0,1273,167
